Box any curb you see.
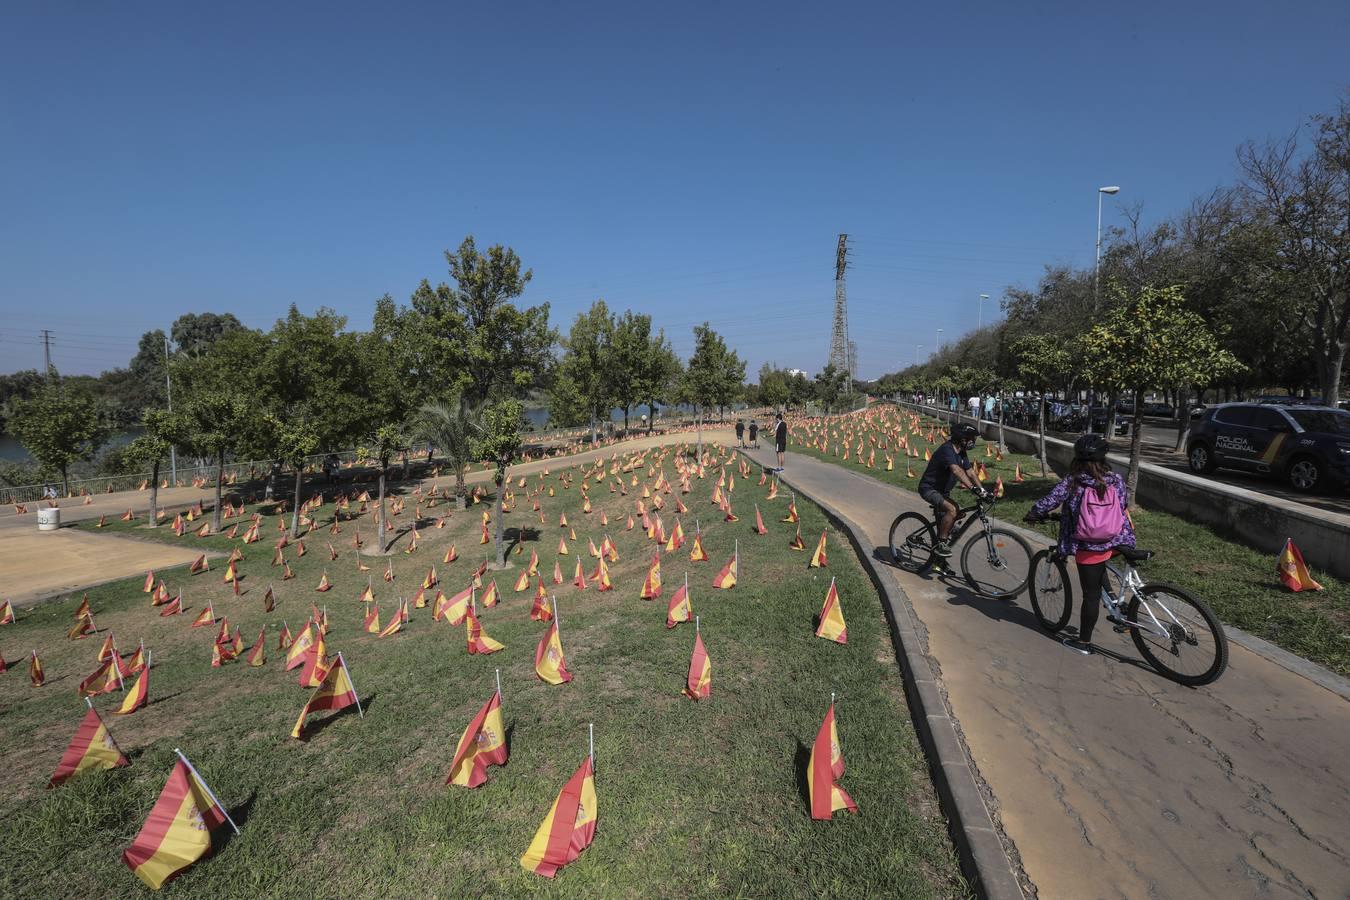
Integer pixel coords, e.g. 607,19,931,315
769,468,1027,900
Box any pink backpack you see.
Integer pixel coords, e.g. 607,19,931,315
1075,482,1124,543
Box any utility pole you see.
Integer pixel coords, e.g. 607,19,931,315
41,329,52,378
164,333,177,484
828,234,851,379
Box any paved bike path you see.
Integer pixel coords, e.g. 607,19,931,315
749,448,1350,900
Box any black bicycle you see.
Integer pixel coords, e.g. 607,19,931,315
1027,523,1228,685
888,493,1033,599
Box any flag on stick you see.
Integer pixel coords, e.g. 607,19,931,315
809,700,858,820
809,531,828,568
666,575,691,628
49,702,129,786
1277,538,1322,592
534,604,572,685
122,751,237,889
684,624,711,700
117,656,150,714
291,652,362,739
519,755,598,878
815,577,847,644
447,687,509,788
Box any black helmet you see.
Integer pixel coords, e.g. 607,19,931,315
951,423,979,443
1074,434,1109,462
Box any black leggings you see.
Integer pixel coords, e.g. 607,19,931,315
1075,560,1107,642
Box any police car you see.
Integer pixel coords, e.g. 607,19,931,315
1187,403,1350,493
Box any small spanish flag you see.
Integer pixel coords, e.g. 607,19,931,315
122,752,236,889
1277,538,1322,592
364,604,381,634
30,649,45,686
809,531,828,568
284,622,315,670
143,571,156,593
713,546,738,590
247,630,267,667
530,581,552,621
640,554,662,600
438,587,471,625
689,532,708,562
447,689,509,788
520,756,598,878
815,577,847,644
78,657,123,697
481,580,500,608
117,658,150,714
49,704,129,787
0,599,15,624
666,578,691,629
292,652,362,739
466,605,505,655
809,701,858,820
315,571,332,592
684,628,711,700
753,505,768,535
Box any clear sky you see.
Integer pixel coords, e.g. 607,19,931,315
2,1,1346,380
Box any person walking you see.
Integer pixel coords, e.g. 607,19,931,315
748,419,759,449
1023,434,1135,655
773,412,788,471
735,419,745,448
968,395,981,420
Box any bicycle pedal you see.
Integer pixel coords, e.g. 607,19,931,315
1112,624,1128,634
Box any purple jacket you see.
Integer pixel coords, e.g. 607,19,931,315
1026,471,1136,557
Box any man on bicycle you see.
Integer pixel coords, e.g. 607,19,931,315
918,423,990,557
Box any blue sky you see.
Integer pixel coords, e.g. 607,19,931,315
1,1,1346,380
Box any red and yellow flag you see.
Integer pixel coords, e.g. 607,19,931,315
815,578,847,644
379,604,404,637
0,599,14,624
247,630,266,667
530,581,553,621
640,554,662,600
809,531,828,568
684,631,711,700
438,586,471,625
284,622,315,670
49,705,129,786
520,757,598,878
666,581,691,629
534,618,572,685
447,691,509,788
481,580,500,608
364,603,381,634
117,661,150,714
809,703,858,820
713,551,737,590
782,499,798,523
788,524,806,550
292,653,361,738
30,649,45,686
1277,538,1322,592
78,657,123,697
68,615,93,640
466,606,504,655
143,570,156,593
122,755,233,889
190,603,215,628
753,505,768,535
689,532,708,562
315,570,332,592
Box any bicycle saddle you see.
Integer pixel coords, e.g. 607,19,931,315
1118,547,1154,563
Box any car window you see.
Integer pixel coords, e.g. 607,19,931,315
1287,409,1350,435
1246,408,1290,430
1213,407,1252,427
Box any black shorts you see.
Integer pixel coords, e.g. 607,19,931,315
775,440,786,453
918,485,951,511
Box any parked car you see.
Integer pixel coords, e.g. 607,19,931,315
1187,403,1350,492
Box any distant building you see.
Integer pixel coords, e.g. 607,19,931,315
787,368,807,378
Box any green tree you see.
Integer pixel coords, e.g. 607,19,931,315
1082,283,1243,494
471,399,524,568
414,398,479,507
682,324,744,457
813,363,849,415
10,380,109,495
359,424,408,554
638,328,681,432
1012,334,1073,475
609,310,652,433
171,312,246,359
176,391,251,531
123,408,180,526
756,363,790,410
555,300,615,443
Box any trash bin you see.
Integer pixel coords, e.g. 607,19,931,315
37,507,61,531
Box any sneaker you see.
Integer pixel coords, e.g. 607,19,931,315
933,540,953,558
1061,637,1094,655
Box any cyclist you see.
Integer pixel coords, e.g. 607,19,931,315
1024,434,1135,655
918,423,990,557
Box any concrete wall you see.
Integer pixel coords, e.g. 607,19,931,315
896,402,1350,580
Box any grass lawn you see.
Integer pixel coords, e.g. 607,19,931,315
0,441,967,898
787,406,1350,677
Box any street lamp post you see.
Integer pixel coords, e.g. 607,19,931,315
1095,186,1121,302
978,293,990,329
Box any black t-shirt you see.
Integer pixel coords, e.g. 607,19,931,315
748,423,758,438
774,420,787,447
918,441,972,495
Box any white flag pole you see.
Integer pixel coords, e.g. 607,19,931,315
174,749,241,834
338,652,364,718
589,722,595,775
147,649,153,670
495,667,502,700
695,614,700,634
85,695,93,709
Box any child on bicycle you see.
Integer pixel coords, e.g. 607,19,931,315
918,423,991,557
1024,434,1135,655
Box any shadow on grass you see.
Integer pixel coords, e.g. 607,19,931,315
151,690,188,707
215,790,258,851
793,739,811,814
299,693,377,742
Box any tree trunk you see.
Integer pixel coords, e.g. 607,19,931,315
648,402,656,433
401,449,410,481
149,459,160,526
1127,386,1145,499
290,465,303,537
454,464,466,508
696,408,704,460
589,414,597,447
61,464,69,500
493,464,507,568
1082,384,1093,435
1174,384,1192,452
996,391,1006,451
623,406,629,435
377,464,388,554
1317,345,1345,408
213,450,224,532
1037,395,1048,476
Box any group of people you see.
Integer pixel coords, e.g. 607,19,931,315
734,412,789,472
918,422,1134,657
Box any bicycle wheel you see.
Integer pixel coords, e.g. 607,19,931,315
889,512,936,574
1127,583,1229,686
960,527,1033,599
1028,549,1073,633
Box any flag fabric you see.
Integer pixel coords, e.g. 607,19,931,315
0,599,14,624
809,531,828,568
364,604,381,634
247,630,266,667
379,606,404,637
277,622,293,649
530,582,553,622
121,756,231,889
75,594,92,620
190,603,215,628
815,578,848,644
30,650,45,686
124,644,147,675
160,594,182,616
446,691,509,788
712,553,737,590
292,654,361,739
315,571,332,592
789,525,806,550
481,580,500,608
78,658,122,697
466,607,505,655
97,632,117,662
809,703,858,820
68,616,93,640
284,622,315,670
640,554,661,599
753,505,768,535
782,499,798,523
438,587,471,625
665,582,691,628
117,663,150,714
519,757,598,878
684,632,711,700
1277,538,1322,592
49,706,129,787
298,633,330,688
534,619,573,685
143,571,156,593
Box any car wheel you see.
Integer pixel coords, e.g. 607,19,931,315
1188,442,1216,475
1287,456,1323,493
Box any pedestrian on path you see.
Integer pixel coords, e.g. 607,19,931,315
1024,434,1135,656
773,412,788,470
735,419,745,447
748,419,759,448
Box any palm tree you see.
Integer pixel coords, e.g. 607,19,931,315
415,398,479,508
